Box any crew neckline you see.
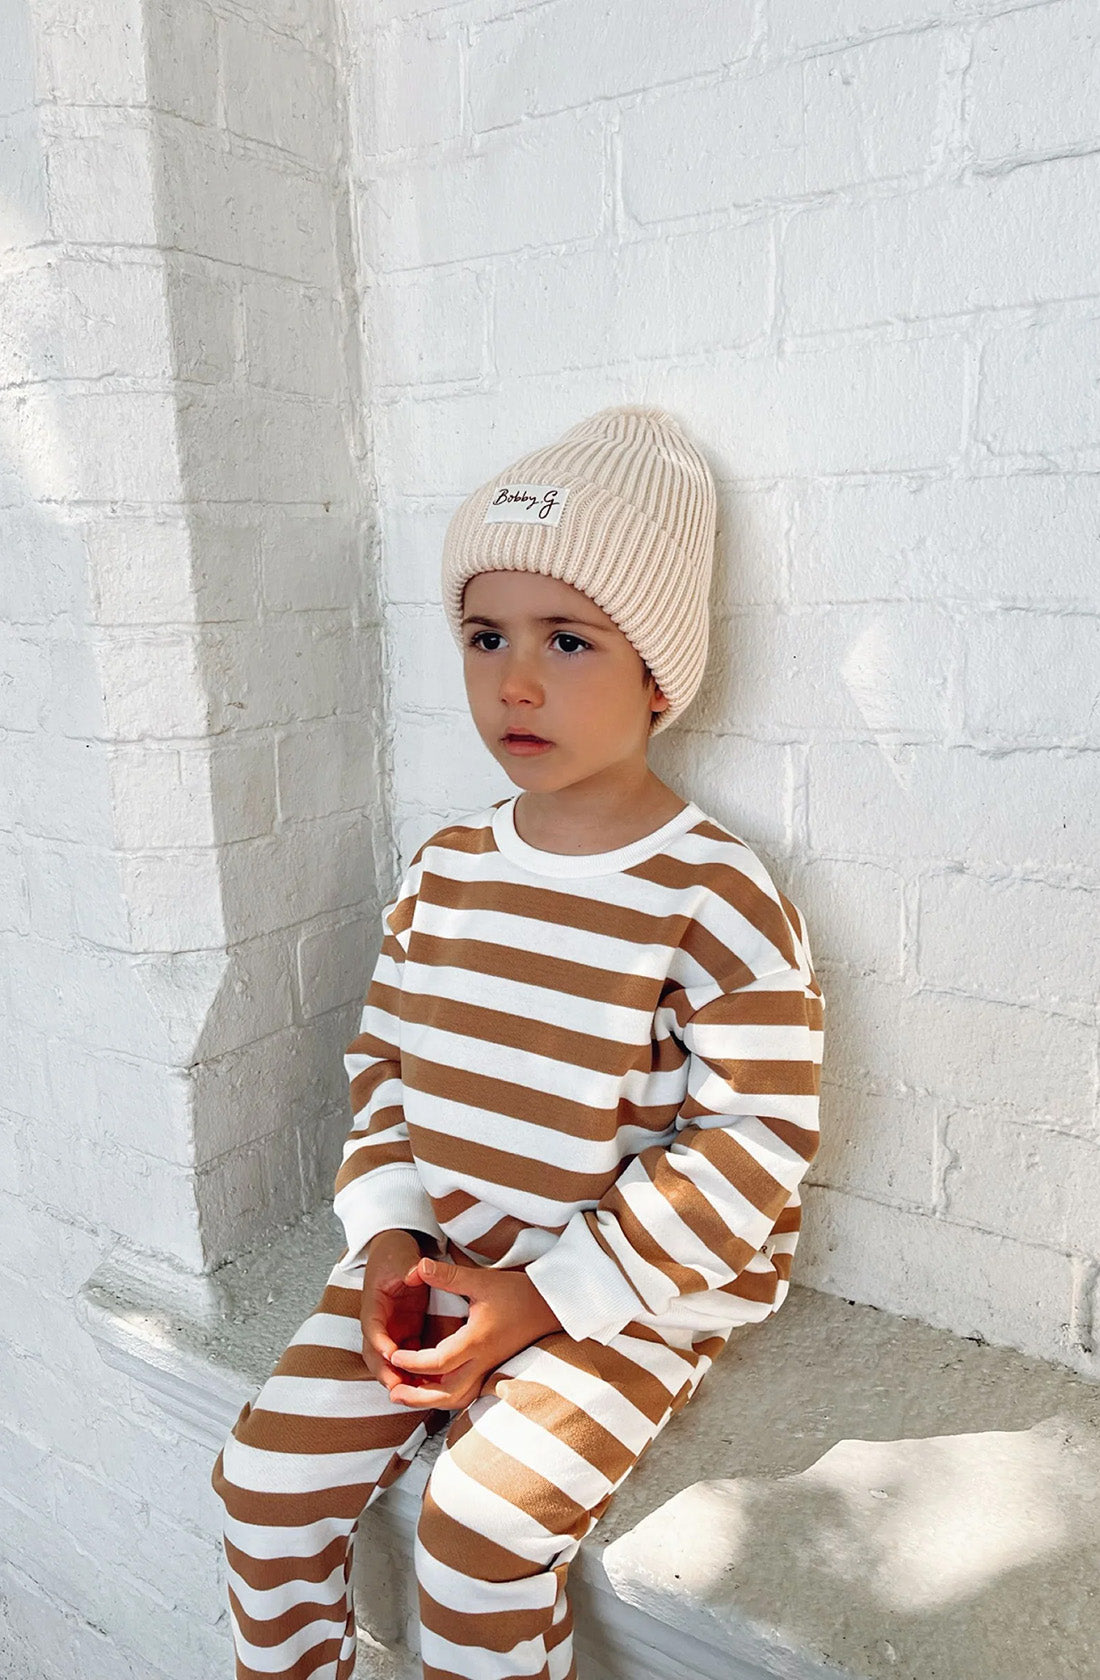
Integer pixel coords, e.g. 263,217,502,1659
491,794,702,878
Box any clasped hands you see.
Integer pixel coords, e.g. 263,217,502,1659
359,1228,562,1411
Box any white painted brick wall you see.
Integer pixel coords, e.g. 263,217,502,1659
1,0,383,1671
3,1,1099,1676
357,0,1100,1387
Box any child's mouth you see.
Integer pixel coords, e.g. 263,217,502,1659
502,732,553,755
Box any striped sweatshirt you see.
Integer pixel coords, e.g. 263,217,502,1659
334,793,823,1347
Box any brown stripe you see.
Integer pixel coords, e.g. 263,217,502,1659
334,1138,415,1191
212,1436,415,1528
690,1333,729,1362
486,1375,637,1482
274,1345,373,1383
417,1482,545,1584
702,1057,820,1097
682,1126,789,1218
422,1665,549,1680
434,1432,590,1546
719,1266,780,1303
591,1185,709,1296
625,1149,760,1276
418,875,684,979
404,1055,681,1146
461,1213,544,1263
672,856,798,971
673,982,815,1031
545,1593,574,1654
762,1113,820,1162
407,1121,620,1203
234,1635,347,1680
450,1431,597,1545
228,1579,344,1649
442,1407,475,1451
380,926,406,964
431,1188,479,1224
224,1532,347,1593
399,982,668,1078
233,1404,418,1457
418,1584,555,1655
346,977,400,1036
345,1072,399,1119
634,833,799,972
343,1103,408,1143
216,1472,385,1529
538,1337,672,1424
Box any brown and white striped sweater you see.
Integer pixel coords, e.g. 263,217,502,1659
334,793,823,1346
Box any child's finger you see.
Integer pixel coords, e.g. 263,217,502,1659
388,1324,472,1372
365,1324,398,1362
389,1365,473,1409
414,1256,488,1297
388,1382,451,1409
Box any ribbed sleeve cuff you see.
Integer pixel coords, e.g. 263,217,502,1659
333,1166,442,1273
525,1212,646,1344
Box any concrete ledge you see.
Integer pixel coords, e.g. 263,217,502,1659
78,1216,1100,1680
77,1211,344,1448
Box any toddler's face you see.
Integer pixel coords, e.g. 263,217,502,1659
460,570,668,787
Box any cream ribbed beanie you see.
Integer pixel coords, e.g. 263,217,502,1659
440,405,717,735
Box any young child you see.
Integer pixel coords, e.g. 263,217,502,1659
211,405,824,1680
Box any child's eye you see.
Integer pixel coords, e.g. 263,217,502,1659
465,631,590,656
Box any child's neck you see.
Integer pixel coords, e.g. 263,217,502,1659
513,775,687,856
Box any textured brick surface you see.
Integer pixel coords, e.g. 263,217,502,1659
1,1,382,1671
3,0,1099,1675
358,0,1100,1389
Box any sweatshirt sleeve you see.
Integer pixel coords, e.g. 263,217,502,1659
526,920,824,1344
332,855,443,1273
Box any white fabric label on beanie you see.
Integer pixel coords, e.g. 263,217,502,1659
483,484,571,526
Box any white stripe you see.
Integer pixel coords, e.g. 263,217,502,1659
610,1169,741,1286
407,1091,660,1174
230,1606,347,1675
418,1622,549,1680
469,1398,613,1510
221,1435,406,1496
548,1629,574,1680
425,1452,564,1569
414,1540,556,1618
717,1111,816,1187
498,1344,655,1453
438,1199,504,1246
607,1329,693,1395
658,1144,781,1245
222,1510,355,1560
688,1020,822,1061
227,1557,347,1621
253,1375,411,1421
583,1203,679,1313
340,1110,407,1152
286,1315,363,1353
412,1160,599,1228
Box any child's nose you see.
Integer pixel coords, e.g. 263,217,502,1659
498,657,544,704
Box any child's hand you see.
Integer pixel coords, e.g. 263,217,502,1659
359,1229,431,1398
385,1256,563,1411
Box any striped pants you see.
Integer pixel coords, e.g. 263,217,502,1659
210,1250,727,1680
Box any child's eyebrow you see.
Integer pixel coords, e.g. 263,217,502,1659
461,613,607,632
